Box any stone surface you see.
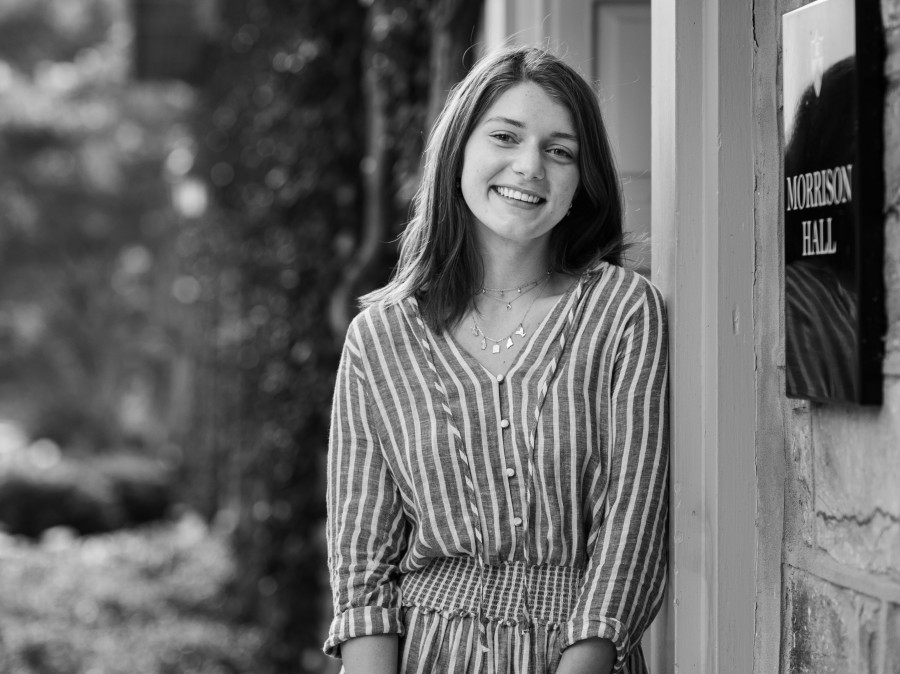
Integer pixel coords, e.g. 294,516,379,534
884,0,900,31
885,23,900,360
768,4,900,674
887,212,900,358
886,603,900,673
786,399,815,548
813,379,900,580
886,57,900,206
782,566,880,673
858,594,881,673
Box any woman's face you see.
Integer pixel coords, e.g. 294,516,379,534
460,82,580,251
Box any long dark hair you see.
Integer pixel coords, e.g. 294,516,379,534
362,46,626,332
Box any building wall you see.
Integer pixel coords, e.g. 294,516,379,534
755,1,900,671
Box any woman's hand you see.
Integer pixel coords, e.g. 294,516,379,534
340,634,399,674
556,637,616,674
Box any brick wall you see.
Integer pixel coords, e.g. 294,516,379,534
756,1,900,671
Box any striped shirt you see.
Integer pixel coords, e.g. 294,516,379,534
325,263,669,673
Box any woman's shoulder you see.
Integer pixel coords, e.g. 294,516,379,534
345,297,419,350
582,262,665,307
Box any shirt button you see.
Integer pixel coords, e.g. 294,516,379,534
505,467,515,478
497,373,505,383
500,419,510,429
512,516,523,526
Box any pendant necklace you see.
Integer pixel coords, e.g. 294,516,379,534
478,276,538,311
478,270,551,311
471,274,550,353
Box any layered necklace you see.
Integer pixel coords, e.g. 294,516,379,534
478,270,552,311
471,271,551,353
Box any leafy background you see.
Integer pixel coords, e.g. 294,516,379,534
0,0,481,671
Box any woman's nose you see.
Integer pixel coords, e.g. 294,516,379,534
511,144,544,181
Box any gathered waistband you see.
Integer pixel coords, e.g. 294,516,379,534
399,556,583,627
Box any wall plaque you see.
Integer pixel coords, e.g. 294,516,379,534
782,0,885,404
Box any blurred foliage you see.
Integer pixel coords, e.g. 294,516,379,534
195,0,470,670
0,0,200,462
0,0,482,670
0,449,175,538
0,514,265,674
196,2,368,671
0,0,112,74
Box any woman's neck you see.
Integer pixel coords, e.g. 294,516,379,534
477,240,551,291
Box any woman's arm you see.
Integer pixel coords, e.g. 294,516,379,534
324,321,407,660
556,637,616,674
341,634,399,674
561,281,670,671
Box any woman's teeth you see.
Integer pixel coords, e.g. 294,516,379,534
495,186,543,204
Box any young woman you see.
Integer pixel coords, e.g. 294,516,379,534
324,46,669,674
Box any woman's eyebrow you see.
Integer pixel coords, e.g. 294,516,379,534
484,116,578,142
485,115,525,128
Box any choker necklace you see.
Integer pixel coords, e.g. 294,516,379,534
480,277,544,310
479,270,551,297
471,275,549,353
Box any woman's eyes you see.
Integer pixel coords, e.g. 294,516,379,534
488,133,575,160
548,147,575,160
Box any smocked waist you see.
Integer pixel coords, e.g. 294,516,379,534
399,556,583,626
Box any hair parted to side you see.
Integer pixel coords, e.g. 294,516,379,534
361,45,626,332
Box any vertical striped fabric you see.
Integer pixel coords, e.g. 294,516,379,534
325,263,669,673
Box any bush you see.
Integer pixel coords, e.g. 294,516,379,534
0,452,175,538
92,453,175,526
0,514,265,673
0,462,125,538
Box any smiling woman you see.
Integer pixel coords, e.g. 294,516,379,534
325,46,669,674
460,83,580,251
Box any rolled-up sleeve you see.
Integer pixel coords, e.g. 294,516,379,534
323,321,408,658
561,283,670,671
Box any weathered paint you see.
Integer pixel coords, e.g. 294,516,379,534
753,1,788,672
653,0,756,670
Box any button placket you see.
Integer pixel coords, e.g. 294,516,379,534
494,371,523,545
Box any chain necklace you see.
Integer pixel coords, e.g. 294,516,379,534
471,275,550,353
479,270,550,297
479,275,545,310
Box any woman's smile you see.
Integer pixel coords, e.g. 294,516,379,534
460,82,580,248
492,185,546,205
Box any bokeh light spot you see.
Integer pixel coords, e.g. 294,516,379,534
172,276,202,304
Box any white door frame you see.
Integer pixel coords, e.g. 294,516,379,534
651,0,757,671
482,0,759,670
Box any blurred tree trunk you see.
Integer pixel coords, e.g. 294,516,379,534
327,1,395,338
426,0,484,132
329,0,484,339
